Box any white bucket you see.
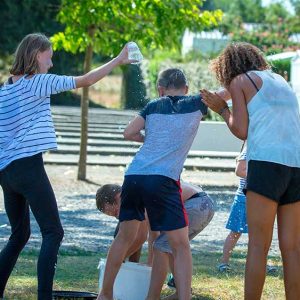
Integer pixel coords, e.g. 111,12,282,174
98,258,152,300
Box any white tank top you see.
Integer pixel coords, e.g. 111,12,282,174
247,70,300,167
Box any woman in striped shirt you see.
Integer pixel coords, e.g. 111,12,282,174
0,33,133,300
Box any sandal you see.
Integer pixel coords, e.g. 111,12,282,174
217,263,231,273
266,265,278,275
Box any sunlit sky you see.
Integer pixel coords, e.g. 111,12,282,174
262,0,294,13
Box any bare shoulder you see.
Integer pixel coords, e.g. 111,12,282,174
229,74,248,90
228,75,247,97
229,73,260,103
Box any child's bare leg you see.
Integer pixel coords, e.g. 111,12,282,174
97,220,141,300
221,231,242,264
147,230,160,266
168,253,175,274
161,254,190,300
128,247,142,262
166,226,192,300
126,220,148,261
146,249,169,300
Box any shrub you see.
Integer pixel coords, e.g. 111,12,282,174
142,55,222,120
270,58,291,81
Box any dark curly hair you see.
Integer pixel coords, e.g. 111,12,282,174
210,42,271,88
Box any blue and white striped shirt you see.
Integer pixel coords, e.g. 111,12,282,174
0,74,76,170
236,145,247,196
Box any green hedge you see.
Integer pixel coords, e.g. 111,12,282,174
141,53,222,120
269,58,291,81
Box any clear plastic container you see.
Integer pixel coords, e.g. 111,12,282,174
127,42,143,64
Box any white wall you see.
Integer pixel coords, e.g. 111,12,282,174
291,51,300,107
191,121,243,152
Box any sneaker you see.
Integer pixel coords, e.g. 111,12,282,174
167,274,176,289
166,274,192,294
161,292,178,300
217,263,231,273
266,265,278,275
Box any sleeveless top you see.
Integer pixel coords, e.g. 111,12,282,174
246,70,300,167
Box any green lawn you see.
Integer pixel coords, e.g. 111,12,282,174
4,249,285,300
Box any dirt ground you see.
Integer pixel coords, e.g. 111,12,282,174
0,164,280,257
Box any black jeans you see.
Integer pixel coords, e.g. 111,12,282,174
0,153,64,300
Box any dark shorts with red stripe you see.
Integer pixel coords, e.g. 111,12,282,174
119,175,188,231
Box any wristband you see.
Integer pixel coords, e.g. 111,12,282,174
218,105,229,116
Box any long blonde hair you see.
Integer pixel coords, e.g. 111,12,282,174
10,33,51,75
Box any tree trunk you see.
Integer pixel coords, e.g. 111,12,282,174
77,44,93,180
121,64,147,109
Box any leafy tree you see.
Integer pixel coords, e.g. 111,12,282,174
0,0,61,56
264,2,290,23
290,0,300,15
226,0,264,23
209,0,299,56
229,2,299,55
288,0,300,32
0,0,83,82
204,0,264,22
205,0,265,34
52,0,222,180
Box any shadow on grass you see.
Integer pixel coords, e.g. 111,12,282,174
6,249,103,299
192,249,282,279
5,248,284,299
193,250,246,278
191,294,217,300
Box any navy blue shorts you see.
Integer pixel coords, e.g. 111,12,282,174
119,175,188,231
246,160,300,205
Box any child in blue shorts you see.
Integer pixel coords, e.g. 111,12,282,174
218,143,247,272
218,143,277,274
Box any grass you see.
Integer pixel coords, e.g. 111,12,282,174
4,249,285,300
187,251,284,300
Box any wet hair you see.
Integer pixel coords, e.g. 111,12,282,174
96,184,122,212
10,33,52,76
210,42,270,88
157,68,188,90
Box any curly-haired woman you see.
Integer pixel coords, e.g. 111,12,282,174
201,42,300,300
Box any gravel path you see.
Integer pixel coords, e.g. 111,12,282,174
0,164,280,256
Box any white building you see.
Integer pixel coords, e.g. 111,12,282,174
291,51,300,106
268,51,300,105
181,29,229,56
182,29,300,102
